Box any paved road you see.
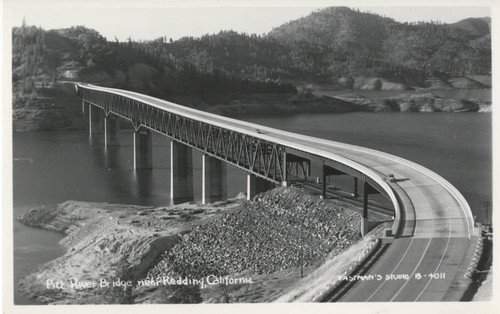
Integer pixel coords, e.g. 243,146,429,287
337,236,474,302
79,84,476,301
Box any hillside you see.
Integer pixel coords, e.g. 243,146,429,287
12,7,492,131
11,25,296,131
268,7,491,80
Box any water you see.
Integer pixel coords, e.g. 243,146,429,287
12,112,492,304
13,222,66,305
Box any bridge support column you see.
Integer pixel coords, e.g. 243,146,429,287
134,128,152,169
353,177,359,198
361,181,380,236
362,183,369,236
247,174,275,200
281,152,288,187
321,165,327,198
89,105,104,135
202,155,227,204
104,114,120,147
321,165,344,198
170,141,193,204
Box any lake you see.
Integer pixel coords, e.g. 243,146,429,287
12,111,492,304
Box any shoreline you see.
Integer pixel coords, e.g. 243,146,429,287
12,88,492,132
16,199,240,304
13,219,67,305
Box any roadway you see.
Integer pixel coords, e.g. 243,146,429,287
79,84,476,302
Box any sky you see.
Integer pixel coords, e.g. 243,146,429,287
2,0,493,42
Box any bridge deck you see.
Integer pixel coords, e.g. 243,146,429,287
77,84,475,301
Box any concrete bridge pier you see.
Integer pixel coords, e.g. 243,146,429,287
247,174,276,200
134,128,152,169
170,141,193,205
202,155,227,204
352,177,359,198
104,114,120,147
88,105,104,135
362,181,380,236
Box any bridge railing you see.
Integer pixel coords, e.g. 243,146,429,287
332,143,473,238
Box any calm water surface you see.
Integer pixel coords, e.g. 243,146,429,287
12,112,492,304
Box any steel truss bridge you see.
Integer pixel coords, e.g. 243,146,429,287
76,83,477,302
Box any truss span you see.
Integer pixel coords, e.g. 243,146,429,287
76,83,474,240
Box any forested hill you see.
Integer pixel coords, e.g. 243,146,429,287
267,7,490,79
11,7,491,130
12,7,491,97
141,8,490,86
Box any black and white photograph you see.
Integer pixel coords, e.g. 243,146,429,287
2,0,496,312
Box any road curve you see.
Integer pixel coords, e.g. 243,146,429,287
78,84,476,301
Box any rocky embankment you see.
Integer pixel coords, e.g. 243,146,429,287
149,187,360,278
171,86,491,117
12,82,85,131
17,187,364,304
329,93,490,112
323,75,491,91
376,93,488,112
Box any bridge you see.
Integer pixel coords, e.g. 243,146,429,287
75,83,477,302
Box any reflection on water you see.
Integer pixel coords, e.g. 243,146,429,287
103,146,122,169
133,170,154,202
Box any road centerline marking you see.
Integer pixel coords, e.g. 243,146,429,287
414,216,453,301
389,237,433,302
365,237,415,302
